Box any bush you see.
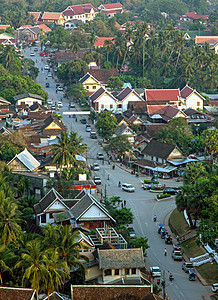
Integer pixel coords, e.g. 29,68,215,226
157,194,171,199
144,180,159,184
151,187,164,191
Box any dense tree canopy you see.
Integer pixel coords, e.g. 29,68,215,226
96,111,118,138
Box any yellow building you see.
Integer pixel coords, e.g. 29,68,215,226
79,73,102,94
42,12,65,26
63,4,97,24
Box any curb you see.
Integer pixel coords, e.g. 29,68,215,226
163,210,209,287
156,196,174,202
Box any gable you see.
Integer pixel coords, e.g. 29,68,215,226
47,200,68,212
122,91,143,103
175,111,187,118
123,128,135,136
95,93,117,104
186,92,204,102
8,157,29,172
79,204,110,220
168,148,184,160
45,121,61,130
84,76,100,85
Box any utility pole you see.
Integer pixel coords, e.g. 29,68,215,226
104,184,107,199
162,270,166,299
143,37,145,78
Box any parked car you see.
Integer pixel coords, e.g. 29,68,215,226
182,262,194,273
47,100,53,105
72,114,76,118
91,163,100,171
30,52,35,56
51,104,56,110
158,224,164,234
44,65,49,70
86,123,91,128
173,244,181,251
34,47,38,51
172,249,183,261
122,183,135,192
80,118,87,124
57,86,63,91
212,283,218,292
86,127,91,132
46,82,50,88
141,183,154,190
94,176,101,185
165,234,172,244
189,270,196,281
90,131,97,139
160,228,168,239
97,153,104,160
70,102,75,108
57,102,62,108
163,188,178,195
128,227,136,238
48,72,52,77
150,266,161,277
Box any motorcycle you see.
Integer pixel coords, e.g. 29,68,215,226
169,274,174,281
153,215,157,222
136,172,139,177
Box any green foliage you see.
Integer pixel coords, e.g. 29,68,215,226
108,76,124,89
47,26,70,49
111,207,134,227
144,180,159,184
96,110,117,138
157,193,171,199
104,135,132,158
66,83,89,101
57,59,87,85
130,236,149,256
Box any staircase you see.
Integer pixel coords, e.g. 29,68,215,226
179,230,197,243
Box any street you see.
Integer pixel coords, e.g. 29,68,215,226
24,47,211,300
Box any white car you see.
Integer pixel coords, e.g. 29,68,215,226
48,72,52,77
30,52,35,56
57,86,63,91
122,183,135,192
150,266,161,277
51,104,56,110
57,102,62,108
47,100,53,105
86,127,91,132
97,153,104,160
212,283,218,292
44,65,49,70
91,163,100,171
94,176,101,185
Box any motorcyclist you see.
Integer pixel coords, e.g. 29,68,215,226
153,215,157,222
118,181,121,187
169,273,174,281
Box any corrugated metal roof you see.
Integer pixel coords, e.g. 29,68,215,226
17,148,40,171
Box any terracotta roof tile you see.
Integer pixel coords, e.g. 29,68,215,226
102,3,123,10
94,37,115,47
145,89,180,102
29,12,41,21
180,85,194,98
195,36,218,45
68,4,97,15
0,25,10,30
182,12,208,20
42,12,63,20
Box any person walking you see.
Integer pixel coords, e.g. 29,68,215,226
164,248,167,256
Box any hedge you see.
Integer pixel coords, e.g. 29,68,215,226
151,187,164,191
157,194,171,199
144,180,159,184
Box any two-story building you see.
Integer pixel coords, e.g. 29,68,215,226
42,12,65,26
14,93,44,107
63,4,97,25
98,3,123,18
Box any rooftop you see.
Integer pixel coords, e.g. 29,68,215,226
142,139,183,159
98,248,145,269
145,89,180,102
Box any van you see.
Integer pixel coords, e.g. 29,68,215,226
172,249,183,261
90,132,97,139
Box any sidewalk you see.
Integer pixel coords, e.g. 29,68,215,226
163,210,209,287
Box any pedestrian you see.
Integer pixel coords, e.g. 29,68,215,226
124,200,126,206
75,117,77,122
56,90,57,94
36,59,37,63
164,248,167,256
121,203,123,208
102,159,104,165
107,174,110,180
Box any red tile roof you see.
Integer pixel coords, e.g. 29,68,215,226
68,4,97,15
38,23,52,33
0,25,10,30
94,37,114,47
180,85,194,98
62,9,75,16
145,89,180,102
29,12,41,21
102,3,123,10
42,12,63,21
182,12,208,20
115,21,122,28
195,36,218,45
102,9,123,14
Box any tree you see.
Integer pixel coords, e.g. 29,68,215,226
203,129,218,173
111,207,134,227
96,111,117,138
0,245,12,284
130,237,149,256
0,191,22,244
107,76,124,89
66,83,89,101
183,162,208,185
104,135,132,160
57,59,87,85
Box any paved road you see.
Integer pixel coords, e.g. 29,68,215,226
24,47,211,300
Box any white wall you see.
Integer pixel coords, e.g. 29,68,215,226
96,95,117,112
122,93,143,111
80,204,109,220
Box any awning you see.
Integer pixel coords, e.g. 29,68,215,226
168,158,199,166
133,163,177,173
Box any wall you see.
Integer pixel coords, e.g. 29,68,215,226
96,94,117,112
122,93,143,111
186,93,203,110
17,98,42,107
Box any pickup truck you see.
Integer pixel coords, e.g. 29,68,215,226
172,249,183,261
150,266,161,277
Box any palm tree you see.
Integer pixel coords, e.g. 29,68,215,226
15,239,48,300
52,132,74,175
2,45,15,69
0,245,12,285
69,131,88,157
89,31,97,52
93,48,104,66
104,39,113,62
42,249,70,297
0,191,22,244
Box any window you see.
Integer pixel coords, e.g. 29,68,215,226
125,269,130,275
156,157,158,162
93,86,96,89
162,159,165,163
105,269,112,276
132,268,136,275
197,102,200,107
101,104,104,109
178,102,181,106
49,213,53,219
151,156,154,161
110,104,113,109
115,269,119,275
86,86,89,89
118,104,122,108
